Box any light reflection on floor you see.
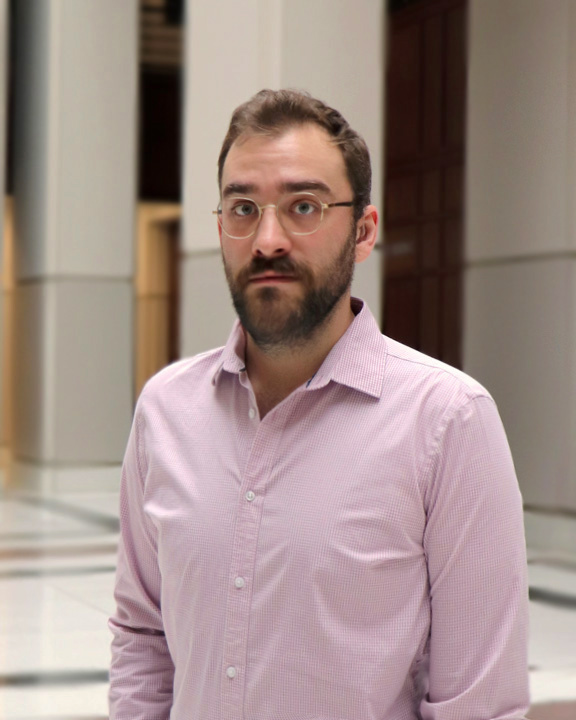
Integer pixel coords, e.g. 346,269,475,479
0,489,574,719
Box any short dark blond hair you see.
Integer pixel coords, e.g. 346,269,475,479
218,89,371,220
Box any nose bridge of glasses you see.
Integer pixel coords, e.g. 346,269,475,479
256,201,286,233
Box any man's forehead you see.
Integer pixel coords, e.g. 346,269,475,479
231,122,334,149
220,124,348,194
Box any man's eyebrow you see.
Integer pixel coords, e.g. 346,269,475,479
222,182,256,198
281,180,332,195
222,179,333,198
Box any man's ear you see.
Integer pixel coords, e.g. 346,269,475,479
355,205,378,263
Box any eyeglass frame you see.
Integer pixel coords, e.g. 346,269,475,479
212,191,355,240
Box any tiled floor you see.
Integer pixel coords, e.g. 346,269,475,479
0,488,575,719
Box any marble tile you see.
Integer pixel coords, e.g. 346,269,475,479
0,630,111,674
0,683,109,718
0,490,576,716
529,602,576,670
525,512,576,561
49,572,117,616
529,563,576,598
0,499,94,537
529,668,576,704
0,580,110,635
57,492,120,519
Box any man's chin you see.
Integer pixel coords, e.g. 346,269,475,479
241,284,302,318
250,284,283,302
243,307,299,339
233,295,306,349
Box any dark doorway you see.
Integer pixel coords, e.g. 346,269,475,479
134,0,184,399
383,0,467,368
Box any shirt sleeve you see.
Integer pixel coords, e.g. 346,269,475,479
109,404,175,720
420,395,530,719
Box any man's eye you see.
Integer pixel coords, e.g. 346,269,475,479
232,203,256,217
293,201,318,215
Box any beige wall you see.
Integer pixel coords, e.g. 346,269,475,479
465,0,576,552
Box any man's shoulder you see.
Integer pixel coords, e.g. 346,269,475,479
139,346,225,401
382,335,491,405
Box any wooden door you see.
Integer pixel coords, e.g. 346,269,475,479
384,0,467,368
135,204,181,399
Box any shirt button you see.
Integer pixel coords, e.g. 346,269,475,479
248,408,256,419
226,666,237,679
245,491,255,502
234,577,245,589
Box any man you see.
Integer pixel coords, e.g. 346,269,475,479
109,89,530,719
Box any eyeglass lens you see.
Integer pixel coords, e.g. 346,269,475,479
219,193,325,239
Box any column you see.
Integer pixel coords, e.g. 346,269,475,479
465,0,576,553
11,0,138,492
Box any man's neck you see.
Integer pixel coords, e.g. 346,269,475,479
244,297,355,418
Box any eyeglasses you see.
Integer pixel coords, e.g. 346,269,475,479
213,192,354,239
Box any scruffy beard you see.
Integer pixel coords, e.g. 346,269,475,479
223,229,357,353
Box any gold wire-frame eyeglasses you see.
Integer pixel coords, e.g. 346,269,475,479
213,192,354,240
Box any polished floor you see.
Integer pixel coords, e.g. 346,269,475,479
0,487,575,719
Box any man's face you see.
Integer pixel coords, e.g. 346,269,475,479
218,123,360,352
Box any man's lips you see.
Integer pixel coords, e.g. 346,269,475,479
248,273,297,284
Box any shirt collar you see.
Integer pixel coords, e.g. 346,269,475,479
211,319,247,385
307,298,386,398
211,298,387,399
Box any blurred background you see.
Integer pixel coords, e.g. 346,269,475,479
0,0,575,718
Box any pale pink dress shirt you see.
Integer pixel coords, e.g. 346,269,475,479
109,299,530,720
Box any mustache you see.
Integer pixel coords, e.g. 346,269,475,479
248,256,298,275
235,256,311,287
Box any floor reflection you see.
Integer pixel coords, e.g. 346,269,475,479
0,489,574,718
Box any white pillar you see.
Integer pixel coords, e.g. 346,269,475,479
11,0,138,492
465,0,576,554
180,0,385,356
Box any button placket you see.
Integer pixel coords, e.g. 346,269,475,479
220,405,292,719
220,474,262,716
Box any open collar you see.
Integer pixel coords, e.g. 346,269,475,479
211,299,387,399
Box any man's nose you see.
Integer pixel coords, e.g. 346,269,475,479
251,205,292,257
